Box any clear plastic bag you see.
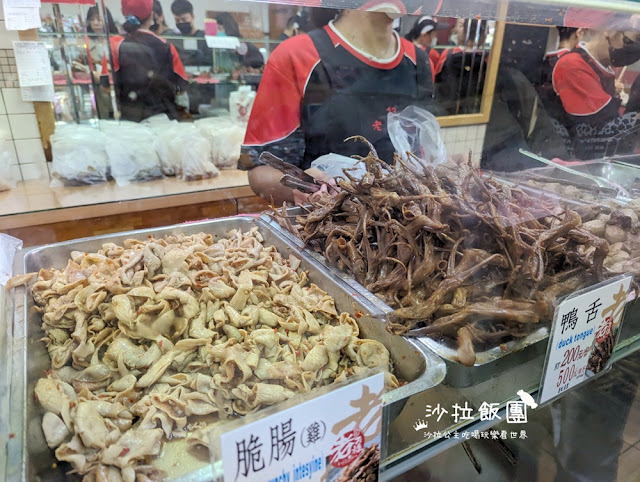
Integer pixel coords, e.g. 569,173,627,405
0,233,22,287
181,134,220,181
154,123,219,181
100,121,163,186
311,153,367,179
195,117,246,170
50,125,109,186
0,129,16,191
388,105,447,170
150,120,182,176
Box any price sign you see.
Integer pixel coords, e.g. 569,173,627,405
211,372,383,482
538,275,632,406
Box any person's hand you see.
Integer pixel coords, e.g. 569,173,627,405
291,168,338,205
615,80,624,94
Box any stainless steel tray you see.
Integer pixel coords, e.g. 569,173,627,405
262,213,550,388
7,215,445,481
521,160,640,201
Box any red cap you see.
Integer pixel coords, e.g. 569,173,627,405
122,0,152,21
563,8,632,31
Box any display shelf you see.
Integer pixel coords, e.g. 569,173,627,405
0,170,252,229
37,30,283,45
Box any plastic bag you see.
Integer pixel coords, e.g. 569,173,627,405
229,86,256,124
0,233,22,287
150,119,182,176
195,117,246,170
50,125,109,186
154,123,219,181
0,129,16,191
100,121,163,186
310,153,367,179
181,134,220,181
388,105,447,170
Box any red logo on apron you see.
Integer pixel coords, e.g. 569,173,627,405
329,427,364,468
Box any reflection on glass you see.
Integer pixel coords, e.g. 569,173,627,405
434,18,491,115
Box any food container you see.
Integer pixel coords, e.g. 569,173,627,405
508,160,640,202
6,216,445,481
262,213,551,389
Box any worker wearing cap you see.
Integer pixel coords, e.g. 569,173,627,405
552,9,639,159
241,1,439,205
110,0,187,121
405,16,443,69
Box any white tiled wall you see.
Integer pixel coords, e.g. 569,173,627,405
0,10,48,183
1,86,47,182
441,124,486,167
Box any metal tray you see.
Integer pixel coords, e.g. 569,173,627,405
262,213,551,388
6,215,445,482
522,160,640,201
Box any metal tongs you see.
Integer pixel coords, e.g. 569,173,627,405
259,151,334,194
518,149,631,198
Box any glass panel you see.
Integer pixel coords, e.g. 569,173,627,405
4,1,640,482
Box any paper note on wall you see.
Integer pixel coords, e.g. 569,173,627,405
12,41,53,87
3,0,41,30
21,84,54,102
4,6,41,30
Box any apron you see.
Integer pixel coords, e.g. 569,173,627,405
301,28,432,167
569,48,624,159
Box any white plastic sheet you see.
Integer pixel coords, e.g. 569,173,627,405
311,153,367,179
0,233,22,287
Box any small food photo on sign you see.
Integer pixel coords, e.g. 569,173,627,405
586,282,629,376
335,443,380,482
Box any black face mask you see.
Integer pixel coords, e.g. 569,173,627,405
177,22,192,35
609,37,640,67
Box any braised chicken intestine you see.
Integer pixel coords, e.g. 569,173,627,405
24,228,397,481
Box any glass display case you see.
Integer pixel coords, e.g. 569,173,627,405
1,0,640,481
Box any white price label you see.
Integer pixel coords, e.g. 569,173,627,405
12,41,52,87
4,6,41,31
212,372,384,482
538,275,632,406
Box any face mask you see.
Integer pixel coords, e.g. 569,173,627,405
176,22,191,35
609,41,640,67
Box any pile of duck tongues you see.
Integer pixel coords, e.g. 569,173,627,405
273,137,609,366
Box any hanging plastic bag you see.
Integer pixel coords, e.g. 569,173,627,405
100,121,163,186
0,129,16,191
388,105,447,170
310,153,367,179
50,125,109,186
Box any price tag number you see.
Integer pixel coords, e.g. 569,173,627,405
557,364,585,390
560,346,590,368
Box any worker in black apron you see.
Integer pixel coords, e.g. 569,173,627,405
113,0,187,122
553,9,638,160
240,1,438,205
